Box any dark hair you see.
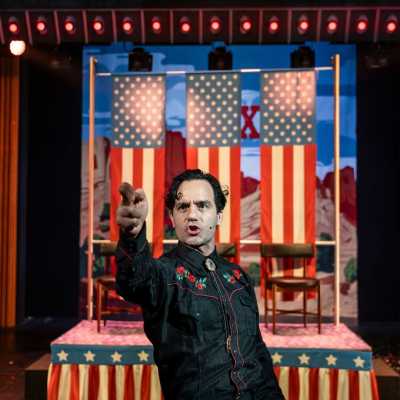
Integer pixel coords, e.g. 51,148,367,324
166,169,229,213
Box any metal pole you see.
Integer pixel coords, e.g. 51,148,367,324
87,56,97,321
333,54,341,326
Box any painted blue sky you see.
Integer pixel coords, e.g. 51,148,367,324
82,42,356,179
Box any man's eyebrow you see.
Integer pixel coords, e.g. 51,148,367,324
194,200,212,206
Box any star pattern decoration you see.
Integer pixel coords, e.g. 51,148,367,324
57,350,68,362
326,354,337,366
260,71,316,146
84,351,96,362
137,350,149,362
353,356,365,368
111,351,122,363
112,75,165,148
298,353,310,365
271,352,283,364
186,72,241,148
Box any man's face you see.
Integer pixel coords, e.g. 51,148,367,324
170,179,222,253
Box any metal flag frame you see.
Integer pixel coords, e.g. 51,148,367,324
87,54,341,325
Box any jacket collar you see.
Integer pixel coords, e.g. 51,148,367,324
176,241,219,277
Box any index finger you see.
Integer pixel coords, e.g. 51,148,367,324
119,182,135,205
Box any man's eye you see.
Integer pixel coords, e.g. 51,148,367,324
177,204,188,210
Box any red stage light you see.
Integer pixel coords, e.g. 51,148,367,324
327,20,338,34
179,17,191,34
386,18,398,34
210,17,222,34
36,20,47,34
356,19,368,34
122,18,134,34
64,20,75,34
93,18,104,34
299,20,309,32
269,20,279,33
151,18,162,33
8,21,19,34
240,17,252,33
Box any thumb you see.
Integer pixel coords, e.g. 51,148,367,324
119,182,135,206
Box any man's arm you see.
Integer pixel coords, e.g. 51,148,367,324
115,183,167,311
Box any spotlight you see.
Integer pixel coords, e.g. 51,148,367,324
290,46,315,68
210,17,222,34
8,18,20,34
64,17,76,34
151,17,162,34
179,17,191,34
385,15,398,34
326,16,339,34
93,17,104,34
122,17,134,34
9,40,26,56
297,16,310,35
35,17,47,34
208,46,232,70
268,18,280,34
240,16,252,34
356,16,368,34
128,48,153,72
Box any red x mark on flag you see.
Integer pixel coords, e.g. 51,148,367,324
241,105,260,139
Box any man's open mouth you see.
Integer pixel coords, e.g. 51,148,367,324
187,225,201,236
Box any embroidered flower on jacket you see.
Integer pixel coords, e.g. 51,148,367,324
175,265,207,289
223,269,242,284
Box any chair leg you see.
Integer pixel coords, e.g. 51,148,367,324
272,284,276,334
96,282,102,333
264,285,268,327
104,290,108,326
303,289,307,328
317,284,321,334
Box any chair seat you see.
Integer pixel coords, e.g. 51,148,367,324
96,275,116,289
268,277,319,289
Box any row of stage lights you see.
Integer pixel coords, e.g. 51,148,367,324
2,8,400,56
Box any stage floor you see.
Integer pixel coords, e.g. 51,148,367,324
51,320,372,370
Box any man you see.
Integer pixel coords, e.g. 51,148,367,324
116,169,284,400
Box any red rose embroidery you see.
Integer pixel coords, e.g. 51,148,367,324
233,270,241,279
176,266,185,275
229,276,235,283
197,283,203,289
188,274,196,283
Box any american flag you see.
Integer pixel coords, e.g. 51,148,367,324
186,72,241,258
110,74,166,257
259,70,317,298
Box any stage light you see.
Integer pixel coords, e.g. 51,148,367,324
9,40,26,56
179,17,191,34
240,16,252,34
151,17,162,34
64,17,76,34
268,19,280,34
356,17,368,34
208,46,232,70
93,17,104,34
291,46,315,68
326,16,339,34
298,16,310,34
210,17,222,34
385,15,398,34
35,17,48,34
8,18,20,34
122,17,134,34
128,47,153,71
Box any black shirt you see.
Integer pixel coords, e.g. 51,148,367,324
116,225,284,400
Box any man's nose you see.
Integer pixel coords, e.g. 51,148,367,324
187,203,199,219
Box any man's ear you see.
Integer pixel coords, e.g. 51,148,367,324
169,210,176,228
217,212,223,226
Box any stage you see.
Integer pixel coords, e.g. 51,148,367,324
48,320,379,399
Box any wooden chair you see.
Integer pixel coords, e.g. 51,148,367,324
95,241,141,333
260,243,321,334
95,241,237,332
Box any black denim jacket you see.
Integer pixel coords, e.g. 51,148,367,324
116,225,284,400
